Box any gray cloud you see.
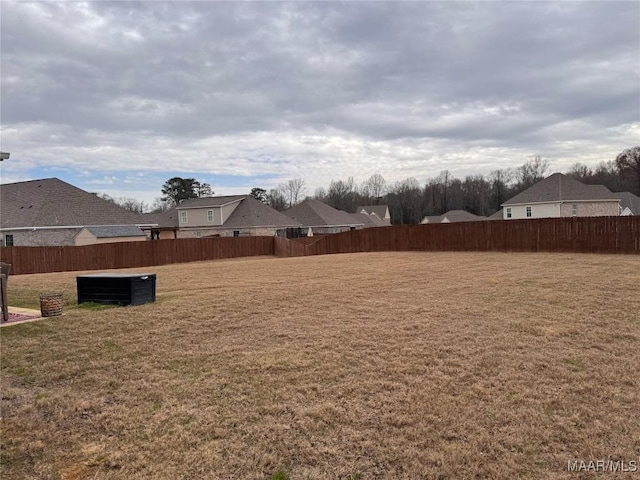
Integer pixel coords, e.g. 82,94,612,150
1,1,638,200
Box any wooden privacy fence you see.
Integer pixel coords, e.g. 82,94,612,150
0,236,275,275
2,217,638,274
276,216,640,257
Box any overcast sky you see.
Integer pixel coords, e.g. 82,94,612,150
1,1,638,205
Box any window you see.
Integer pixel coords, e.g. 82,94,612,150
181,211,188,224
233,230,240,237
572,204,577,216
526,206,532,218
506,207,512,219
195,231,202,238
4,234,14,247
207,210,214,222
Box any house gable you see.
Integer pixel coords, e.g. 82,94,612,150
175,196,245,228
421,210,486,224
356,205,391,224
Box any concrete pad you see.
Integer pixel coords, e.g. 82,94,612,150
1,306,61,327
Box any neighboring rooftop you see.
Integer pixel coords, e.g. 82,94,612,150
85,225,146,238
356,205,390,220
614,191,640,215
350,212,390,228
502,173,618,206
487,209,504,221
140,210,179,229
215,196,301,228
0,178,148,229
284,199,365,227
422,210,487,224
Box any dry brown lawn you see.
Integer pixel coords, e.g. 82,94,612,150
1,252,639,480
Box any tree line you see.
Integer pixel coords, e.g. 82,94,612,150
99,147,639,224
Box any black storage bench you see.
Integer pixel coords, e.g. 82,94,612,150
77,273,156,306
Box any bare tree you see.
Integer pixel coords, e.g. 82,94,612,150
151,197,172,213
363,173,386,204
488,168,513,212
615,146,640,195
326,177,357,211
515,156,549,190
436,170,451,213
266,188,287,211
314,186,327,201
566,163,592,182
97,193,148,213
462,175,491,216
388,177,422,224
280,178,306,207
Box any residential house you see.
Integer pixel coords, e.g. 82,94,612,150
355,205,392,225
145,195,303,238
614,192,640,216
421,210,487,224
350,212,390,228
0,178,152,246
283,199,364,234
501,173,621,219
140,210,180,239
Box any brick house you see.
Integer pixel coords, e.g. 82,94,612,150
0,178,151,246
501,173,622,220
143,195,303,238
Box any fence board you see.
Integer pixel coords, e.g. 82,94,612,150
0,236,275,275
304,216,640,257
1,217,638,275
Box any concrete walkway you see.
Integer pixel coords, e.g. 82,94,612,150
0,306,50,327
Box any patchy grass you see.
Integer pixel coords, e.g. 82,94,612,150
1,252,639,479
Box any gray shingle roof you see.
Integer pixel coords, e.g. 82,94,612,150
442,210,486,222
422,210,486,223
614,192,640,214
350,212,390,227
218,196,302,228
85,226,146,238
0,178,146,229
356,205,390,219
487,209,504,220
284,199,364,227
140,210,179,228
502,173,619,206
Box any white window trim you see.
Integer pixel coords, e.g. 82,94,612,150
506,207,512,219
181,211,188,224
526,206,532,218
207,210,214,222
